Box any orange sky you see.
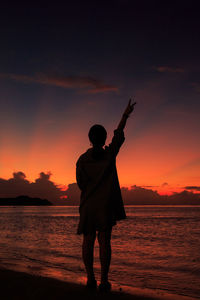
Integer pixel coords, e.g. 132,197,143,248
1,92,199,196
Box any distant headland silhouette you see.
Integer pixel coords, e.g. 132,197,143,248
0,195,52,206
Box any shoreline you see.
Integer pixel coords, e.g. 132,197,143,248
0,267,197,300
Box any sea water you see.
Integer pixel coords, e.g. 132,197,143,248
0,206,199,298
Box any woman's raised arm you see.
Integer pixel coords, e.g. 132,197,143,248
117,99,137,131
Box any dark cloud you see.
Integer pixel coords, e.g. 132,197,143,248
0,172,67,204
154,66,184,73
65,183,81,205
121,185,161,205
121,186,200,205
65,184,200,205
1,175,200,205
13,171,27,180
168,190,200,205
36,172,51,181
0,172,30,198
30,172,66,203
141,185,159,188
0,73,118,94
185,186,200,191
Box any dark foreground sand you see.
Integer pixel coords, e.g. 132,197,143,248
0,268,196,300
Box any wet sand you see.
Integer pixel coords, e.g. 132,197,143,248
0,268,196,300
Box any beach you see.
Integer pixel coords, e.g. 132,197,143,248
0,268,197,300
0,267,150,300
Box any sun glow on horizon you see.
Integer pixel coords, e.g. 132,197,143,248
1,85,200,197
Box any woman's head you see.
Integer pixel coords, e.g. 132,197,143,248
88,124,107,147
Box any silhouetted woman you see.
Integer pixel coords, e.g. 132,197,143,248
76,99,136,291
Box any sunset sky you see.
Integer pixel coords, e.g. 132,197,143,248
0,1,200,195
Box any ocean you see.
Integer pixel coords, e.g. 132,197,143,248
0,206,199,299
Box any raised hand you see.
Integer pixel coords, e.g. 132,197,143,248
123,99,137,117
117,98,137,130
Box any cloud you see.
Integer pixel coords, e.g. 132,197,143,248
168,190,200,204
191,82,200,93
0,171,67,204
141,185,159,188
154,66,184,73
121,185,161,204
65,183,81,205
1,174,200,205
13,171,27,180
0,72,118,94
185,186,200,191
0,172,80,205
64,183,200,205
121,185,200,205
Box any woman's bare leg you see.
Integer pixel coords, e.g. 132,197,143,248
97,229,112,284
82,232,96,282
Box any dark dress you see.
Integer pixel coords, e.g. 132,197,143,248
76,129,126,235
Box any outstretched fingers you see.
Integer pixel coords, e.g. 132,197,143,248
123,98,137,116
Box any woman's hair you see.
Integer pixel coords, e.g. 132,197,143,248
88,124,107,147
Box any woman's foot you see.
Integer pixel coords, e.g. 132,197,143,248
86,279,97,290
99,281,111,292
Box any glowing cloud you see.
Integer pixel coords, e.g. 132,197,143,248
0,73,118,94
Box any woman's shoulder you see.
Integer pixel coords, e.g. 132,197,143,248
77,148,93,164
